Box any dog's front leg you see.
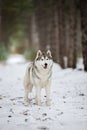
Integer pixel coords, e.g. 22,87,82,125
24,89,29,105
45,83,51,106
36,86,41,106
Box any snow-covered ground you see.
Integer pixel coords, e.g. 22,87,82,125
0,55,87,130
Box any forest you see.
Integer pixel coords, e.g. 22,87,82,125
0,0,87,71
0,1,87,130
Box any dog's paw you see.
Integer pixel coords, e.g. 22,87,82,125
24,102,29,106
36,100,41,106
24,98,30,106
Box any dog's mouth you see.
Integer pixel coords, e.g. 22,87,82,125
43,66,47,69
43,63,48,69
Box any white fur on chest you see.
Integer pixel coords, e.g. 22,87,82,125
33,71,51,88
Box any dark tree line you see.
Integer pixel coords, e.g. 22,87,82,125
0,0,87,71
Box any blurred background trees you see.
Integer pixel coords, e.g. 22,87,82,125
0,0,87,71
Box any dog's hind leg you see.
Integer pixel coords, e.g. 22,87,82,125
24,89,29,104
35,86,41,106
24,84,33,105
45,83,51,106
29,84,33,92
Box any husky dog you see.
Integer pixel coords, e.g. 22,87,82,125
24,50,53,106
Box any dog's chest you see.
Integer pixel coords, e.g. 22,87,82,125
39,75,50,86
33,73,49,87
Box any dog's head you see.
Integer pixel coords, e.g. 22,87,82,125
35,50,53,70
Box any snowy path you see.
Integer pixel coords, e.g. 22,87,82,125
0,56,87,130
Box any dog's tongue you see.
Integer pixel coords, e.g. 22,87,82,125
44,66,47,69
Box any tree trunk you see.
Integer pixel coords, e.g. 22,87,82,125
0,0,1,43
0,13,1,43
49,4,59,63
25,14,33,48
35,1,49,51
82,42,87,71
80,0,87,71
57,0,66,68
66,0,77,68
27,14,33,47
1,5,14,48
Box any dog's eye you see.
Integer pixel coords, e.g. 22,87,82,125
46,59,48,60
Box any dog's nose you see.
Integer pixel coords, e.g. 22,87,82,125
45,63,47,66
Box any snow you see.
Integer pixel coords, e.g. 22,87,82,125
6,54,26,64
0,55,87,130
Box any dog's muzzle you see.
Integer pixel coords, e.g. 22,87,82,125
44,63,48,69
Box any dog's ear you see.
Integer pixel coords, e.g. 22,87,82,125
36,50,42,58
47,50,52,57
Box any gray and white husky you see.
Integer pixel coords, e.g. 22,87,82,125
24,50,53,106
